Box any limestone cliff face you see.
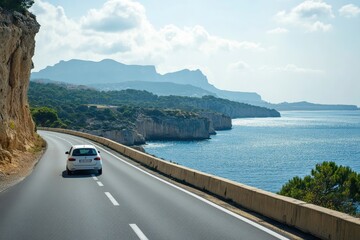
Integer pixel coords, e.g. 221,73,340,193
136,115,210,141
199,112,232,133
83,113,211,145
85,129,145,146
84,114,213,145
0,9,40,162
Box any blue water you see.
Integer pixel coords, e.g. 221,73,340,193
143,111,360,193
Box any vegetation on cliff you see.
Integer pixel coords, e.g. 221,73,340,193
30,103,206,133
28,81,278,144
29,81,280,119
28,82,211,143
0,0,34,12
279,161,360,216
31,107,66,128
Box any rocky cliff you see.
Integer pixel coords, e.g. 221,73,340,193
0,9,40,163
79,113,211,146
136,114,210,141
199,112,232,133
85,129,145,146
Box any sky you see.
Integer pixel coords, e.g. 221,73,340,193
30,0,360,106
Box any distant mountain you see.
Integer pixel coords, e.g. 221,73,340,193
90,81,215,98
267,101,359,111
31,59,264,105
31,59,359,111
32,59,160,83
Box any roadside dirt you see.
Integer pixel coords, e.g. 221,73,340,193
0,136,46,193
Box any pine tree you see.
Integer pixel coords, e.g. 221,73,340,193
279,161,360,216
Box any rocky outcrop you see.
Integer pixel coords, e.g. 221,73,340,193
0,9,40,163
84,129,145,146
136,114,210,141
199,112,232,133
83,113,212,145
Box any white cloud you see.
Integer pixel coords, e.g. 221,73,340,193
80,0,146,32
259,64,324,74
310,21,332,32
339,4,360,18
229,61,251,71
158,25,263,53
267,27,289,34
276,0,334,32
31,0,84,68
292,0,334,19
31,0,264,72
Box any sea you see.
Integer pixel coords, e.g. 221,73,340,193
143,110,360,193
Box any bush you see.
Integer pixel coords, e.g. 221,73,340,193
31,107,66,128
279,161,360,216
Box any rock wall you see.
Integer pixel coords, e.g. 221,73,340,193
136,115,210,141
82,113,212,145
85,129,145,146
199,112,232,132
0,9,40,162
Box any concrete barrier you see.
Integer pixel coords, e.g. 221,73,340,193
39,127,360,240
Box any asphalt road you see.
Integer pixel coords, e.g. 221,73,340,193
0,131,290,240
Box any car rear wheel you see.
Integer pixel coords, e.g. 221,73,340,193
67,168,72,175
98,169,102,175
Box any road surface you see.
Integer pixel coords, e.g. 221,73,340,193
0,131,290,240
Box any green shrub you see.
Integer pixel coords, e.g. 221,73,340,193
279,161,360,216
31,107,66,128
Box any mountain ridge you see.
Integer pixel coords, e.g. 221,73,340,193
31,59,264,105
31,59,359,110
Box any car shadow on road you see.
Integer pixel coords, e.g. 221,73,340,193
61,170,100,178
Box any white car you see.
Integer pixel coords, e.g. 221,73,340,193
66,145,103,175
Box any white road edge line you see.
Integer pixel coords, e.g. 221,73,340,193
43,133,73,146
105,192,119,206
130,224,149,240
97,181,104,187
58,133,288,240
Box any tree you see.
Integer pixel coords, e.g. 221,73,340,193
0,0,34,12
279,161,360,216
31,107,66,128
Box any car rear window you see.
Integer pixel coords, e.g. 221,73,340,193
72,148,97,156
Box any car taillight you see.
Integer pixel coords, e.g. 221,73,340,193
68,158,76,161
94,157,101,161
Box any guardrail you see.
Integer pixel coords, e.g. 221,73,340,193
39,127,360,240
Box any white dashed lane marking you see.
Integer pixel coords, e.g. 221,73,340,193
130,224,149,240
97,181,104,187
105,192,119,206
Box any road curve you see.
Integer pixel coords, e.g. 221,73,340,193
0,131,290,240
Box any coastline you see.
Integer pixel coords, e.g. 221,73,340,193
143,110,360,193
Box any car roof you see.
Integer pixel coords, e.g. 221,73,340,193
72,144,97,149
